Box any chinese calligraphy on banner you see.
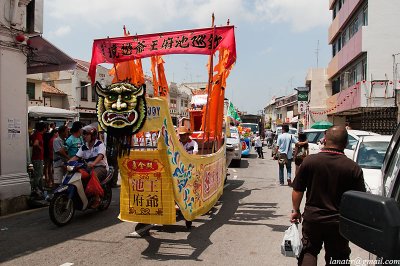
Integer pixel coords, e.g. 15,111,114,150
89,26,236,83
119,153,176,225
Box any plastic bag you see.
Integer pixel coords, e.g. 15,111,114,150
281,224,302,258
85,170,104,197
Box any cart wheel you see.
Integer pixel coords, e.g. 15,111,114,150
185,220,192,229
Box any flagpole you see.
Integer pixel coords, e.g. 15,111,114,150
201,13,215,153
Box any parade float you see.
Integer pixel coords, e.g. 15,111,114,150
238,126,252,156
88,20,236,225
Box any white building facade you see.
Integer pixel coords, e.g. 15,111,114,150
326,0,399,134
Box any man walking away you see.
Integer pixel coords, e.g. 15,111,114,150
254,132,264,158
291,126,366,266
276,125,297,186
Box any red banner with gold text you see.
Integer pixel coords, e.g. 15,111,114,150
89,26,236,84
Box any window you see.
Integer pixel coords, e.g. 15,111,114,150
362,59,367,81
342,29,348,47
26,82,35,100
80,81,89,101
337,36,342,52
91,86,98,102
170,99,177,108
363,6,368,26
332,78,340,94
346,135,358,150
383,138,400,197
332,43,337,57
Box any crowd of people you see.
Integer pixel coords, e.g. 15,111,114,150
29,121,118,199
272,124,366,265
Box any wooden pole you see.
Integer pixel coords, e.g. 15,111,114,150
201,13,215,153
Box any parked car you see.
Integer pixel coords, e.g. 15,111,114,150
339,123,400,262
353,135,392,195
226,126,242,166
276,126,298,137
304,128,379,159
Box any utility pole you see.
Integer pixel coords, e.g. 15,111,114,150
315,40,320,68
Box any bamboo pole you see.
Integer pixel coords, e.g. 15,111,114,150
201,13,216,153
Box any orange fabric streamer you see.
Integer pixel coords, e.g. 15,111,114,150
150,57,159,97
201,48,233,143
108,28,145,87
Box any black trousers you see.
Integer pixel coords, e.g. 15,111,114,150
298,221,351,266
256,147,264,158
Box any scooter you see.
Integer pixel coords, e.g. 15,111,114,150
49,161,114,226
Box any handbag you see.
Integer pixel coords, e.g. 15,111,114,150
278,153,288,165
278,135,292,165
281,223,303,258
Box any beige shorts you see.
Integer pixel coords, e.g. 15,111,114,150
53,167,65,184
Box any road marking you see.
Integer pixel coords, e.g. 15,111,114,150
224,183,230,189
233,175,238,180
60,263,74,266
232,169,237,173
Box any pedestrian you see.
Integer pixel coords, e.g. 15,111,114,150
254,132,264,158
275,125,298,186
66,121,84,158
43,123,52,188
30,122,47,196
294,132,309,175
69,125,108,208
178,126,198,154
53,125,69,186
47,128,59,188
290,126,366,265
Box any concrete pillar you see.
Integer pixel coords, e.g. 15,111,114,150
0,39,31,215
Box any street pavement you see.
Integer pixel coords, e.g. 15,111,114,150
0,148,369,266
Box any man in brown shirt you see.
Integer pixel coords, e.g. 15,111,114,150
291,126,366,265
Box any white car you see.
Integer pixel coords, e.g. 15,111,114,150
353,135,392,195
226,126,242,166
276,126,298,137
304,129,380,159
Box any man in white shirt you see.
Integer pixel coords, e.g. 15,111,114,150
254,132,264,159
177,126,198,154
276,125,298,186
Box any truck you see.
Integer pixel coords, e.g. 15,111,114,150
240,114,265,138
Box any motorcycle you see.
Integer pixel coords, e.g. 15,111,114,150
49,161,114,226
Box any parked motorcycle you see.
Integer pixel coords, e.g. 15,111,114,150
49,161,114,226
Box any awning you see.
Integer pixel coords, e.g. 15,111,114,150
27,36,76,74
28,106,78,118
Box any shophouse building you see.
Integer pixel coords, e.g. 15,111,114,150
326,0,399,134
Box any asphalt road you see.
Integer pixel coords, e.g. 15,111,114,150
0,148,369,266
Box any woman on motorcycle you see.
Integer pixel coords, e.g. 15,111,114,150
69,125,109,208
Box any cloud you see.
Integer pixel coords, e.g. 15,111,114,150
254,0,331,32
260,47,273,55
46,0,330,32
50,25,71,37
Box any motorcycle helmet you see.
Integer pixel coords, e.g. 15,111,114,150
82,125,98,139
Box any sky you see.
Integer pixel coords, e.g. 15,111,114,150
43,0,332,114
